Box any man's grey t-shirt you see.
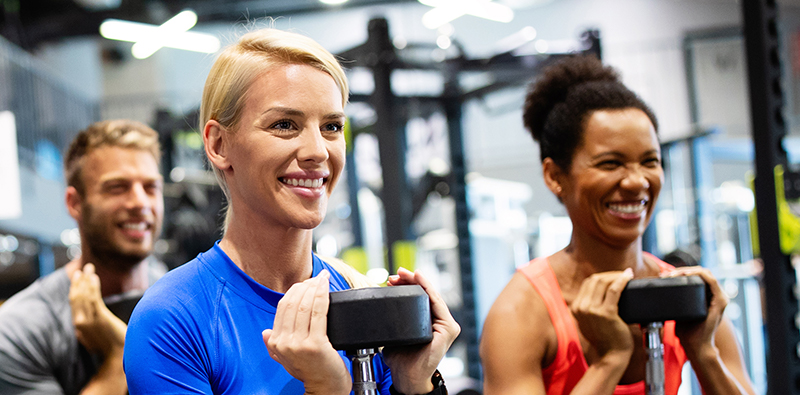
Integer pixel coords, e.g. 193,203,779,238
0,261,165,395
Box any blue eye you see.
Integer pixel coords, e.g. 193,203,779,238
272,120,293,130
324,122,344,132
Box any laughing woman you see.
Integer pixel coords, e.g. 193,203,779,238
123,28,460,395
479,56,755,395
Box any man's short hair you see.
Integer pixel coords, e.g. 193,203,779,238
64,119,161,195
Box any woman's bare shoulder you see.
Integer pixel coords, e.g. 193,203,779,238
481,272,557,363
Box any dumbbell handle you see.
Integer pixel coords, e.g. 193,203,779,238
644,322,665,395
351,348,378,395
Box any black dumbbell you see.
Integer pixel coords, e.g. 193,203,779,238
327,285,433,395
618,276,709,395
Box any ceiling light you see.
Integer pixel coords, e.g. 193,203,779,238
320,0,349,3
74,0,121,10
436,35,451,50
493,26,536,54
99,10,220,59
419,0,514,29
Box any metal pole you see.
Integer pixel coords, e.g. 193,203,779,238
366,18,412,275
443,74,480,379
742,0,800,394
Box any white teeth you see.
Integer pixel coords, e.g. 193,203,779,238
608,202,646,214
281,178,324,188
122,223,146,230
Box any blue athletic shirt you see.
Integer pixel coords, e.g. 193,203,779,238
124,242,392,394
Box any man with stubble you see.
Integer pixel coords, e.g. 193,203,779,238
0,119,165,395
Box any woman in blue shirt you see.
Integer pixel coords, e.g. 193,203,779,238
124,28,460,395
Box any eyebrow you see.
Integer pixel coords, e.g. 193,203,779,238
260,107,345,120
590,149,660,160
99,176,164,186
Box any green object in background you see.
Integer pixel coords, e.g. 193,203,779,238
392,241,417,273
774,165,800,254
749,165,800,256
341,247,369,274
344,118,353,154
748,171,760,257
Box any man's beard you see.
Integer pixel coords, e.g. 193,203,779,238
80,203,154,272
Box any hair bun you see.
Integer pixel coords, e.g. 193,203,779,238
523,55,619,142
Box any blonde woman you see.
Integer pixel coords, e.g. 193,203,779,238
124,29,460,395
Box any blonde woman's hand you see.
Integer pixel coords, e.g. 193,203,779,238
262,270,351,395
383,267,461,395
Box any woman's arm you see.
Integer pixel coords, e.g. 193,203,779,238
481,270,635,395
668,267,756,395
480,274,550,395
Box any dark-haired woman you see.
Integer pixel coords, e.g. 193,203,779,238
479,56,755,395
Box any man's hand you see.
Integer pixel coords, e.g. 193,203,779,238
69,263,127,356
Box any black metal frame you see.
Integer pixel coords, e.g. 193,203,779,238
742,0,800,393
338,18,600,379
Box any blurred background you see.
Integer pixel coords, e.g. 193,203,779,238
1,0,800,393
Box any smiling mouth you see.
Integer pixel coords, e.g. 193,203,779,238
121,222,148,231
607,201,647,215
280,177,325,188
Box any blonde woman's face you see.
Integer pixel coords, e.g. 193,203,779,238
224,63,346,230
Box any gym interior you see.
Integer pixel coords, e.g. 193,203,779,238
1,0,799,393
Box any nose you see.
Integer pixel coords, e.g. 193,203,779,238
298,128,329,164
620,166,650,191
126,183,151,211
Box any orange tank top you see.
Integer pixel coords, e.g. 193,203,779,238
518,255,687,395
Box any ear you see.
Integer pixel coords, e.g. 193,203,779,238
204,120,231,171
65,186,82,222
542,158,566,199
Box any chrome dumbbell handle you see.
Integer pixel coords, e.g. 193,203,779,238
351,348,378,395
644,322,665,395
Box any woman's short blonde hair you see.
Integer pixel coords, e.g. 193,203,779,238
200,29,349,230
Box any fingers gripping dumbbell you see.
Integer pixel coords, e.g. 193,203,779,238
618,276,709,395
327,285,433,395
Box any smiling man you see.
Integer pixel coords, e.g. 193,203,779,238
0,120,165,395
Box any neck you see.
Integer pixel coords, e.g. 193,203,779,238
553,229,659,290
220,212,315,294
64,254,150,298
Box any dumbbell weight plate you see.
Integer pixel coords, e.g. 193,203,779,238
618,276,709,324
327,285,433,351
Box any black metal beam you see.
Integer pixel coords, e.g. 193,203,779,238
442,70,481,380
364,18,412,274
742,1,800,394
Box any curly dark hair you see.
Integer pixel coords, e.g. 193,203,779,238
522,55,658,171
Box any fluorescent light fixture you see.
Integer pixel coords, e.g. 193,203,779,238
422,6,465,30
320,0,349,4
419,0,513,29
99,10,221,59
494,26,536,54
